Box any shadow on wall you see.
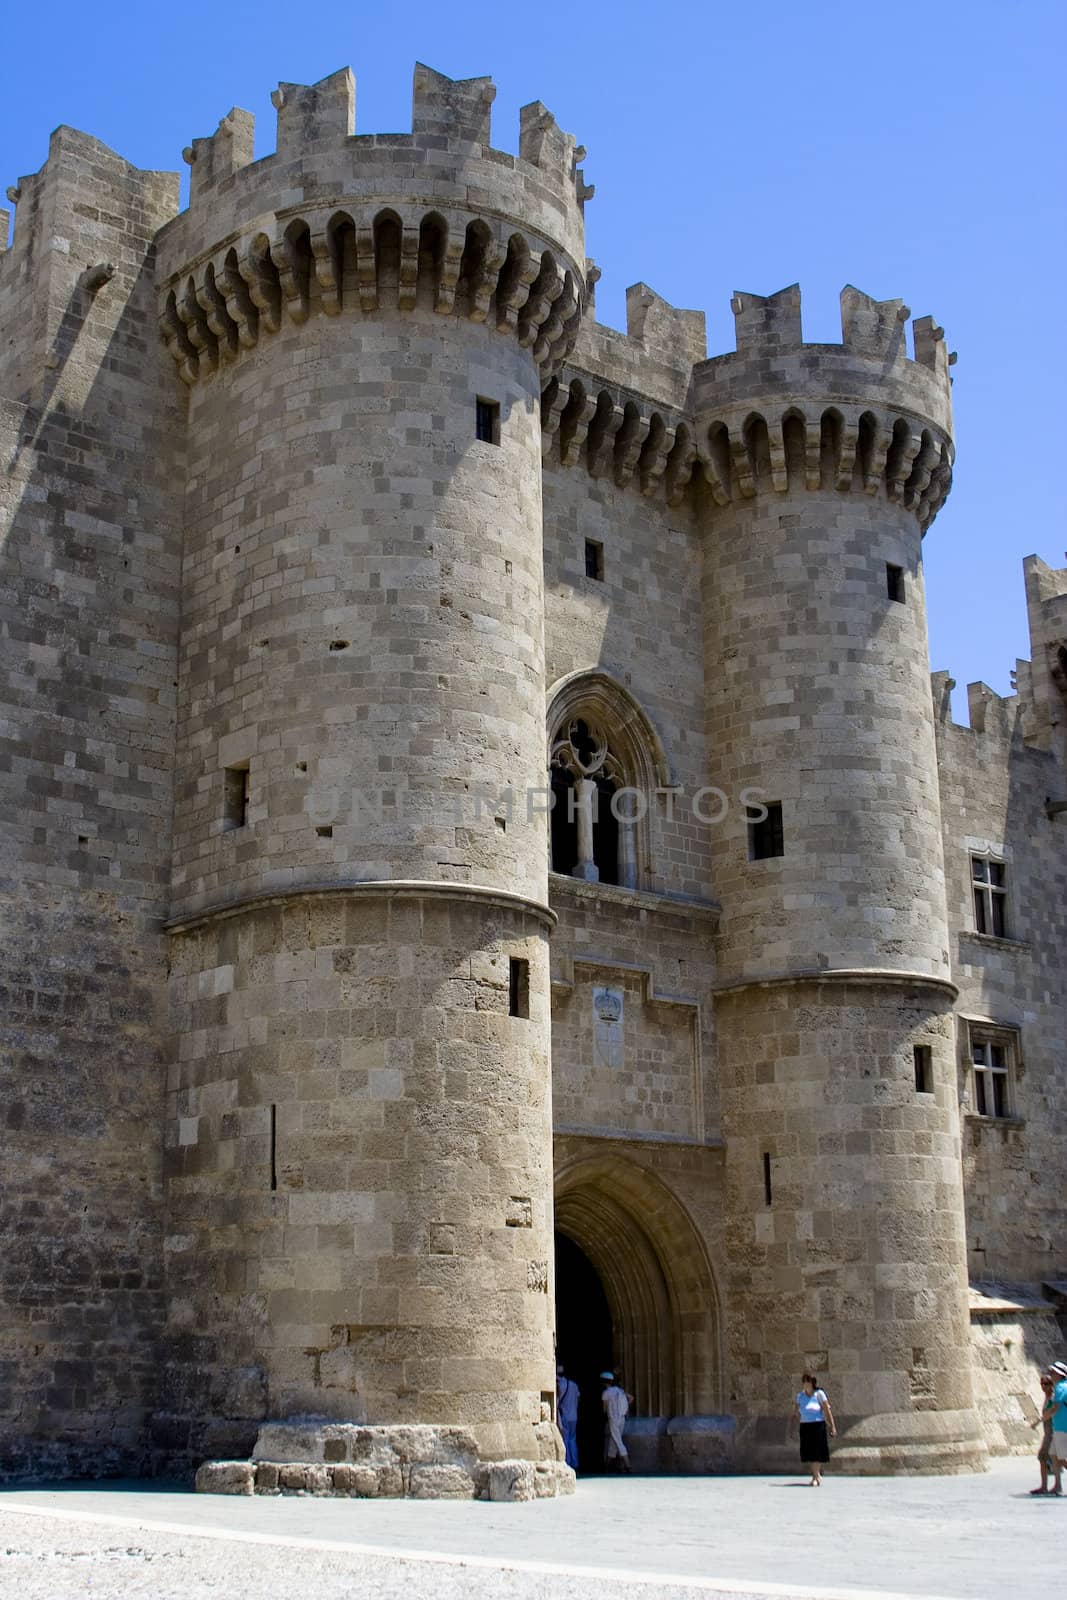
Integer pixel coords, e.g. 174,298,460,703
0,144,182,1479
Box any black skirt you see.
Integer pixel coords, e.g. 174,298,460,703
799,1421,829,1463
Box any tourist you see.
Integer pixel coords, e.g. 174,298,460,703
790,1372,836,1486
1030,1371,1057,1494
556,1363,580,1472
600,1370,631,1473
1047,1361,1067,1492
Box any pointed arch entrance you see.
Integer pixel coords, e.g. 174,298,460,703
554,1150,723,1468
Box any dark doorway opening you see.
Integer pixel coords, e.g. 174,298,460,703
555,1230,614,1474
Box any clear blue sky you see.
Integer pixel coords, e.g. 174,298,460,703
3,1,1062,719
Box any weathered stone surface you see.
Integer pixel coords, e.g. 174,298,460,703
330,1464,381,1496
488,1461,537,1502
408,1465,476,1499
1,54,1062,1491
195,1461,254,1496
534,1460,576,1497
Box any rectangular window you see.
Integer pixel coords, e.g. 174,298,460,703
584,539,604,581
886,563,906,603
748,801,784,861
972,1037,1011,1119
223,763,250,831
509,957,530,1019
913,1044,933,1094
971,855,1007,937
475,397,500,444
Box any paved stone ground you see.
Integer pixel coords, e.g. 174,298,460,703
0,1458,1051,1599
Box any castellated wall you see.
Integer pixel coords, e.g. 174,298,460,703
933,564,1067,1288
152,64,586,1468
0,57,1062,1485
0,131,181,1475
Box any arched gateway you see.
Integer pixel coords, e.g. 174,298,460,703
553,1151,730,1472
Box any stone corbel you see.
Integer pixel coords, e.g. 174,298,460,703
885,429,923,503
541,379,570,457
614,411,650,489
518,258,565,350
159,296,198,385
586,400,624,478
196,268,239,362
356,224,378,312
560,391,597,468
497,251,541,335
469,238,507,324
310,227,342,315
272,234,311,325
639,423,676,498
398,222,420,311
435,227,465,314
239,248,282,335
177,281,218,377
215,258,259,348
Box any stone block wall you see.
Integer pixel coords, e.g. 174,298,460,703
0,132,180,1478
161,890,554,1471
936,679,1067,1284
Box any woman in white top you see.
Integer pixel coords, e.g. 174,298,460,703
790,1372,837,1486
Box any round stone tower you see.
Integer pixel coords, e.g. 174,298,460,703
156,66,586,1465
698,285,987,1471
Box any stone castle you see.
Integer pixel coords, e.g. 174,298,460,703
1,62,1065,1486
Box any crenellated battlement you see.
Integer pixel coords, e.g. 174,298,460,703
154,64,590,386
694,282,954,417
542,281,954,525
158,63,588,278
686,281,955,528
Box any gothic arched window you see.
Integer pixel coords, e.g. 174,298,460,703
546,672,671,893
550,718,625,886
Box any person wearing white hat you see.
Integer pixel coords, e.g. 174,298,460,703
600,1370,631,1472
1047,1360,1067,1494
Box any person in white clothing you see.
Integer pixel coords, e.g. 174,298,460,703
556,1363,580,1472
600,1369,631,1472
789,1371,837,1486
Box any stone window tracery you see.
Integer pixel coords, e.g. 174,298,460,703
546,670,672,896
550,716,632,887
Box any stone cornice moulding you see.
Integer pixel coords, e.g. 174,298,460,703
165,878,557,936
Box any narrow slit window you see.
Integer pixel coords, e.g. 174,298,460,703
223,762,250,831
269,1103,278,1192
508,957,530,1019
475,397,500,445
585,539,604,581
763,1152,773,1206
748,801,784,861
886,563,906,603
913,1045,933,1094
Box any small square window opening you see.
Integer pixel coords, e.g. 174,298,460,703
748,801,784,861
475,397,500,445
223,763,250,831
971,855,1007,938
913,1044,933,1094
886,563,906,603
508,956,530,1019
585,539,604,581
